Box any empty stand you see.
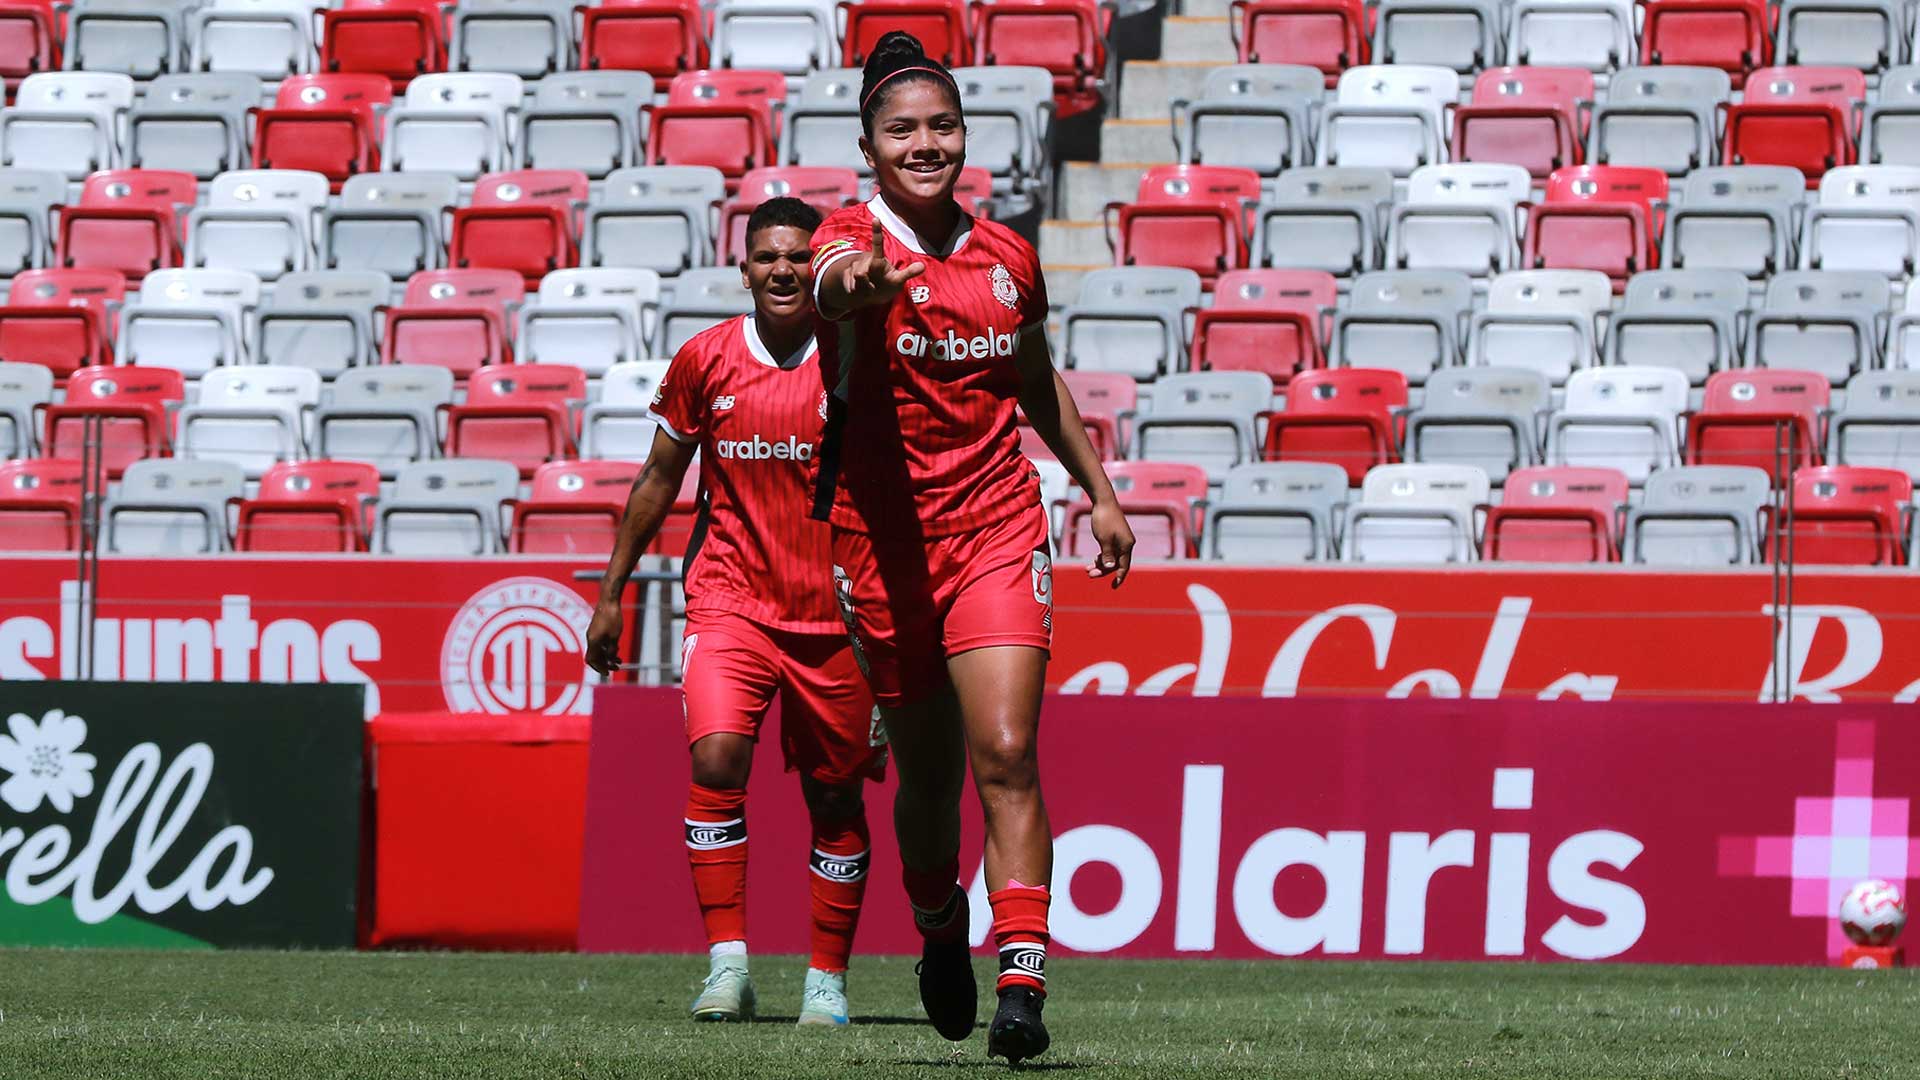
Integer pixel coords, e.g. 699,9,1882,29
255,270,392,378
1744,269,1887,384
1451,66,1592,180
1800,164,1920,277
313,364,456,476
127,73,260,180
0,360,51,458
0,456,81,551
1130,370,1271,482
1637,0,1771,88
1765,465,1910,564
1661,164,1806,276
1468,268,1610,384
384,72,525,180
1525,164,1668,287
1588,66,1730,176
1480,465,1627,561
103,457,244,555
510,458,641,555
1172,63,1321,179
188,0,326,79
1060,266,1201,382
1203,460,1349,561
320,0,447,89
578,0,709,79
1549,364,1688,483
1686,368,1830,482
1328,270,1471,385
1251,166,1392,276
581,359,671,460
1105,165,1259,289
1404,365,1550,483
1230,0,1369,86
584,166,727,275
3,72,135,179
1604,268,1751,383
57,168,197,281
187,168,330,281
1263,366,1408,485
253,73,392,190
175,365,321,477
377,458,520,556
117,267,260,377
1342,462,1489,562
444,362,586,477
1624,463,1771,563
320,171,457,278
449,169,588,287
234,458,379,552
1189,269,1333,389
647,69,785,186
1063,460,1208,560
1317,64,1458,177
971,0,1109,119
381,268,523,378
518,71,656,179
1388,162,1529,276
41,364,182,478
1722,66,1864,185
0,268,125,379
1829,370,1920,480
519,268,663,376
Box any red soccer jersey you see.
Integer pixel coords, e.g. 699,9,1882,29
809,195,1049,537
649,314,840,634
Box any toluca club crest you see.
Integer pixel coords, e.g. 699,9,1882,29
990,263,1019,310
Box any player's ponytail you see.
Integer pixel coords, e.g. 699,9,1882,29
858,30,961,136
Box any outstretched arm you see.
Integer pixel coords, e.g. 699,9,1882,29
584,429,699,675
815,219,926,320
1014,331,1135,587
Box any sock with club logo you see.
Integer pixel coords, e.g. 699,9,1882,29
685,783,749,946
902,857,967,945
807,808,871,973
990,882,1051,997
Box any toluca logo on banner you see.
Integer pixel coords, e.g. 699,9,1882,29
441,577,598,715
0,682,362,948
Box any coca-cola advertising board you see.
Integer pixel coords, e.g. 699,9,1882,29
581,688,1918,965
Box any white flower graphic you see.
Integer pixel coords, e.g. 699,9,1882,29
0,709,97,814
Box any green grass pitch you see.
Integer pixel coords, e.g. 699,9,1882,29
3,950,1918,1078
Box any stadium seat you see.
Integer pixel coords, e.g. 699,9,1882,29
1604,268,1750,384
647,69,785,187
1744,269,1887,385
970,0,1108,119
234,458,379,552
782,68,868,174
384,72,524,180
0,168,64,276
1637,0,1772,88
951,66,1054,203
451,0,576,78
1864,66,1920,166
1262,366,1408,485
376,458,519,555
1371,0,1501,74
1775,0,1901,74
1059,266,1200,382
1480,465,1627,561
0,1,61,95
1059,370,1136,460
42,364,184,478
1250,166,1392,276
174,365,321,477
0,359,51,458
954,165,995,219
55,168,197,282
1451,66,1593,180
1888,283,1920,368
187,0,324,79
1202,460,1348,561
319,171,457,279
1230,0,1370,86
102,457,244,555
1,72,135,179
1403,365,1550,483
578,0,709,80
1507,0,1635,72
449,169,587,288
1105,165,1259,289
719,166,859,263
1588,66,1730,176
583,166,727,275
1548,364,1687,483
313,363,456,476
252,73,392,191
1064,460,1208,560
1387,162,1530,276
658,265,754,355
1799,165,1920,277
1130,370,1271,482
510,458,640,555
1525,164,1669,287
843,0,971,68
1467,268,1611,384
64,0,183,78
0,456,81,551
0,268,125,379
1327,270,1471,386
518,72,656,179
126,73,260,180
1342,462,1489,562
1188,268,1333,389
1317,64,1458,178
1661,164,1806,276
1828,370,1920,480
255,269,392,378
1721,66,1863,186
713,0,837,77
1765,465,1910,564
518,268,662,376
380,268,523,378
580,358,671,460
186,168,330,281
1172,63,1321,179
1686,367,1830,482
444,362,586,477
320,0,447,89
117,267,260,377
1623,463,1771,563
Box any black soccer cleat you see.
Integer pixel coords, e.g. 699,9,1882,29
913,888,978,1041
987,986,1050,1065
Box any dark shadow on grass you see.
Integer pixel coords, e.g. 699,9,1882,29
893,1061,1089,1071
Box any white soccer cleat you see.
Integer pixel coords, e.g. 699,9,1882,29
797,967,850,1027
690,956,756,1022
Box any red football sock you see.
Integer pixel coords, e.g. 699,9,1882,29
990,884,1051,996
684,783,748,947
902,857,966,944
807,807,871,973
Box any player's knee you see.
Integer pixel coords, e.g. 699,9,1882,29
805,781,866,822
688,735,752,789
969,725,1038,792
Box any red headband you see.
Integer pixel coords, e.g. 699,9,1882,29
861,65,957,112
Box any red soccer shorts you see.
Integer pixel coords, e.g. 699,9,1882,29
681,612,886,785
830,505,1054,708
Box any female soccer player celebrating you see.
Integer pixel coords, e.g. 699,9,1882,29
585,198,885,1028
809,31,1136,1064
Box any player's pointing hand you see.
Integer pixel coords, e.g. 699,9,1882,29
841,219,926,310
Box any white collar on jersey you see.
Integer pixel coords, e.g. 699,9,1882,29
869,192,973,257
741,314,818,369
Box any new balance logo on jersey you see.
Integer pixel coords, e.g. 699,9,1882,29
712,395,737,411
809,847,870,883
714,434,812,460
896,326,1017,363
685,818,746,851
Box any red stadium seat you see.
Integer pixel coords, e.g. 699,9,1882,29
0,268,125,379
235,460,381,552
720,166,860,263
579,0,709,79
445,363,586,477
380,268,523,378
1106,165,1260,290
1261,367,1407,486
648,69,785,187
1451,67,1593,180
1722,66,1864,186
971,0,1109,119
1686,368,1829,484
955,166,994,217
0,0,61,95
41,364,181,479
1481,466,1627,562
841,0,972,68
320,0,447,88
1764,465,1910,565
448,170,588,288
1229,0,1367,87
55,169,196,282
252,74,393,191
1524,165,1669,288
510,459,640,554
1063,460,1208,559
1018,369,1135,461
651,461,703,556
0,457,81,552
1189,268,1333,389
1639,0,1772,89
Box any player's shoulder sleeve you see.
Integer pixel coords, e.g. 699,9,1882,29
810,204,873,316
649,322,723,444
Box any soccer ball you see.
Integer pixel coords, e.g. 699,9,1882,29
1838,879,1908,946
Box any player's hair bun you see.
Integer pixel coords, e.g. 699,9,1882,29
858,30,958,132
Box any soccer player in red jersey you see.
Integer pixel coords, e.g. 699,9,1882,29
585,198,884,1028
808,32,1136,1064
